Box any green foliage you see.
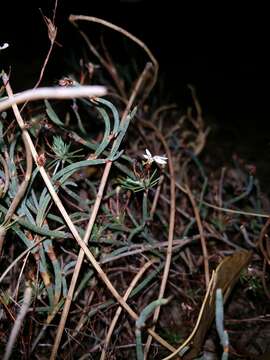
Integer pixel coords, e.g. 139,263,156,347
119,168,160,193
0,96,138,314
240,268,263,296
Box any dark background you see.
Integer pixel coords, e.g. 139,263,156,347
1,1,270,189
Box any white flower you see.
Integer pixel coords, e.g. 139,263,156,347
0,43,9,51
143,149,167,165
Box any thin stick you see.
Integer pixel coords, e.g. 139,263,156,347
185,183,210,287
20,0,59,112
48,64,174,358
0,237,45,283
100,260,155,360
14,251,31,301
100,237,194,264
200,200,270,218
2,61,174,351
139,120,176,359
162,275,216,360
36,8,57,88
150,175,164,219
0,83,106,112
73,25,127,100
3,71,175,356
50,163,113,359
3,283,32,360
69,15,158,101
174,180,270,218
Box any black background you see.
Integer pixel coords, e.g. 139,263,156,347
0,1,268,113
1,1,269,188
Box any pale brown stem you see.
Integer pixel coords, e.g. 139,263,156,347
139,121,176,359
0,84,106,112
100,260,155,360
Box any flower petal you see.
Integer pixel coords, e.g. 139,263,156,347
145,149,152,157
143,154,150,160
0,43,9,51
153,155,168,165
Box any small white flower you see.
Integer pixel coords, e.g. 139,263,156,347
143,149,167,165
0,43,9,51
